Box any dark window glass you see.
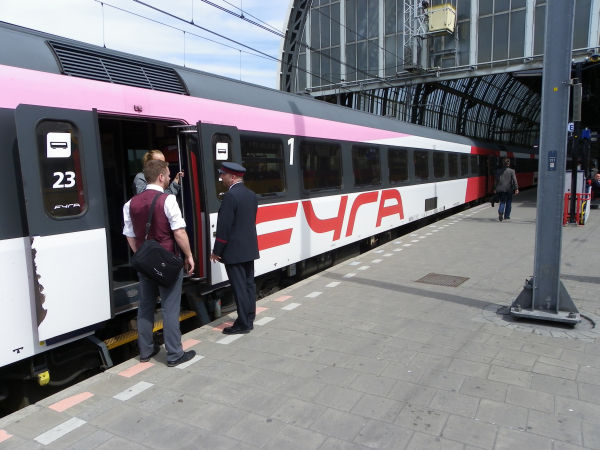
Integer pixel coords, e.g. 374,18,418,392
509,10,525,58
414,150,429,180
534,5,545,55
212,133,233,198
470,155,478,175
300,141,342,190
352,145,381,186
448,153,458,177
573,0,591,49
460,154,469,176
478,16,493,63
389,148,408,183
433,152,446,178
457,0,470,20
241,137,285,196
480,0,493,15
493,13,509,60
479,155,488,175
36,120,86,218
495,0,510,13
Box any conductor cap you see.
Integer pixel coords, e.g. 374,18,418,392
218,162,246,177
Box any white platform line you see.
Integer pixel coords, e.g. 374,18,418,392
394,248,403,252
217,335,244,344
358,266,370,271
34,417,86,445
113,381,153,401
348,261,361,266
344,273,356,278
326,281,341,288
372,259,382,263
306,291,322,298
383,253,392,257
175,354,204,369
403,243,412,247
282,302,301,310
255,316,275,326
374,250,384,253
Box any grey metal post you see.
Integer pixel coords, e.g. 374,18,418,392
510,0,580,324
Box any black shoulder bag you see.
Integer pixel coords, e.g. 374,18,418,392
131,193,184,286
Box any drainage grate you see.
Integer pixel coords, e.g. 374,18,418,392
415,273,469,287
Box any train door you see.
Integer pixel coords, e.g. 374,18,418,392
197,123,241,286
15,105,112,342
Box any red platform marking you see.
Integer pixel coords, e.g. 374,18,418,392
274,295,292,302
0,430,13,443
256,307,268,314
119,362,154,378
213,321,234,331
182,339,200,350
49,392,94,412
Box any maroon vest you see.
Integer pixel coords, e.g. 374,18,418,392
130,190,176,254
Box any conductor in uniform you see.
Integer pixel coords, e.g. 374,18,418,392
210,162,259,334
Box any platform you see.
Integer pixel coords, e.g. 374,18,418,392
2,188,600,449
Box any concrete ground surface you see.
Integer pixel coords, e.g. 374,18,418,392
1,187,600,449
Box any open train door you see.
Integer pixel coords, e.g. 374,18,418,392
15,105,112,342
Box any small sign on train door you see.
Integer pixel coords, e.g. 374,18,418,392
46,132,71,158
216,142,228,160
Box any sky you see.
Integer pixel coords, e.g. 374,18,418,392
1,0,292,89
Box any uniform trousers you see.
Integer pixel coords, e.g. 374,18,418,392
137,270,184,363
225,261,256,330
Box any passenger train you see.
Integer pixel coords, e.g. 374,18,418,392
0,21,536,405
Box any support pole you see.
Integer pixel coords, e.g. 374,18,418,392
510,0,580,324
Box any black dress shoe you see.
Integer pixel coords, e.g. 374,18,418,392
222,326,251,335
167,350,196,367
140,344,160,362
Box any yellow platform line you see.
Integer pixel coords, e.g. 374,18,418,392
104,310,197,350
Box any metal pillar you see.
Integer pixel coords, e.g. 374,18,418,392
510,0,580,324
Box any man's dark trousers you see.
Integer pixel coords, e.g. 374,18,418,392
225,261,256,330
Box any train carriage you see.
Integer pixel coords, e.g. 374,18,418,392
0,21,536,400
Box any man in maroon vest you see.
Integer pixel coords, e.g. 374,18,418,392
123,160,195,367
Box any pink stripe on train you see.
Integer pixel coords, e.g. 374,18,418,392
0,64,408,143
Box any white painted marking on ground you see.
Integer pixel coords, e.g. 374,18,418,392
426,233,433,235
358,266,370,271
403,244,412,247
217,335,244,344
383,253,392,257
394,248,403,252
374,250,384,253
113,381,153,401
326,281,341,288
394,241,402,244
282,303,301,310
176,354,204,369
344,272,356,278
372,259,382,263
411,240,419,243
34,417,86,445
255,316,275,326
306,291,322,298
349,261,361,266
432,230,439,232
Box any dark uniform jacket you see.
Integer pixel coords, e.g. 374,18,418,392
213,182,259,264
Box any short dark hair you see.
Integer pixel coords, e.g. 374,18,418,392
143,159,168,183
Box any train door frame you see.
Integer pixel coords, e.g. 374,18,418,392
14,105,112,343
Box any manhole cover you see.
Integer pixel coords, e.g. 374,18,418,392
415,273,469,287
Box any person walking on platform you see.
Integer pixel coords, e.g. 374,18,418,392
210,162,259,334
494,158,519,221
123,159,196,366
133,149,183,195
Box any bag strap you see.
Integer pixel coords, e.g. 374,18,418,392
144,192,164,241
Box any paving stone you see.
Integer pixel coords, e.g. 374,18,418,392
388,381,438,406
310,408,368,442
225,412,287,448
429,390,480,417
533,362,578,380
460,377,508,402
350,393,404,422
442,414,498,449
475,398,528,428
313,384,363,411
349,373,398,397
447,357,490,379
505,385,555,413
578,382,600,403
353,420,413,449
489,365,532,388
555,395,600,424
262,424,327,450
582,420,600,449
395,404,448,436
527,410,583,446
419,369,465,392
271,397,327,428
530,374,579,399
494,427,552,450
405,432,464,450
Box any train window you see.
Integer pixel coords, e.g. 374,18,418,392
433,151,446,178
36,120,86,218
389,148,408,183
241,136,285,195
460,154,469,176
212,133,233,198
479,155,488,176
352,145,381,186
300,141,342,191
414,150,429,181
448,153,458,178
470,155,478,176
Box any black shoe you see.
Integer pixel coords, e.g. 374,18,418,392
499,213,503,222
222,326,251,335
491,201,495,207
167,350,196,367
140,344,160,362
504,216,510,220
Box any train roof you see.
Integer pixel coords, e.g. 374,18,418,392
0,20,530,154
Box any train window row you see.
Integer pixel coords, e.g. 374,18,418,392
218,133,504,199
